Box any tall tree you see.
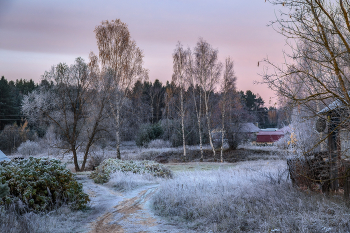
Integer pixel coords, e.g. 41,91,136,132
172,42,189,158
0,76,22,130
194,38,222,160
22,57,111,171
220,57,236,162
187,48,205,161
263,0,350,192
94,19,147,159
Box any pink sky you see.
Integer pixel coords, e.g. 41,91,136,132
0,0,288,106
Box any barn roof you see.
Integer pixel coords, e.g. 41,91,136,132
0,150,10,162
257,130,284,136
240,123,260,133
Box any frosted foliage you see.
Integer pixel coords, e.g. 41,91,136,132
152,163,350,232
43,125,62,155
17,140,42,156
22,90,56,124
288,110,321,156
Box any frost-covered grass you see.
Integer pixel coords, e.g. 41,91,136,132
89,158,173,183
0,204,88,233
152,160,350,232
106,171,163,192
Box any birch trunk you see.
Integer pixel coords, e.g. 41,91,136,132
198,89,204,161
110,100,122,159
116,103,121,159
220,104,225,163
180,88,186,158
205,93,216,160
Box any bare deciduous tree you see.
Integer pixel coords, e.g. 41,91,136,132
172,42,189,159
94,19,147,159
220,57,236,162
194,38,222,160
264,0,350,193
22,57,111,171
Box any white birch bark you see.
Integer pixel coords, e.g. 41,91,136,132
180,88,186,158
205,93,216,159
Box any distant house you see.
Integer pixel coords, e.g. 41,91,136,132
240,123,260,134
256,128,286,144
239,123,260,141
0,150,10,162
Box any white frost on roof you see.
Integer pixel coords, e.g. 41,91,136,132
240,123,260,133
318,99,344,114
260,128,279,132
0,150,10,162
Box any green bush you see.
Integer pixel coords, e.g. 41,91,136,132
136,122,164,147
0,157,89,212
89,158,173,184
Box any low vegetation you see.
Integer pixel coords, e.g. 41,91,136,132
152,165,350,232
0,204,88,233
0,157,90,212
89,158,173,184
106,171,162,191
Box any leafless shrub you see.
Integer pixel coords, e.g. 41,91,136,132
275,133,290,150
86,152,108,171
17,140,42,157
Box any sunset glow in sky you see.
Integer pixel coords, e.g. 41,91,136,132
0,0,288,106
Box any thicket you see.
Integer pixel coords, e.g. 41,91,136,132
0,76,37,131
89,158,173,184
135,122,164,147
0,157,89,212
0,121,37,154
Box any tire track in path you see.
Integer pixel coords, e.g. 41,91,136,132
80,176,192,233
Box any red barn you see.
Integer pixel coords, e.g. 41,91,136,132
256,129,285,144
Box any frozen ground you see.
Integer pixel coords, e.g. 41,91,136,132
74,159,287,233
78,174,196,233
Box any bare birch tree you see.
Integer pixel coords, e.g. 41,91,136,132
94,19,147,159
220,57,236,162
172,42,189,159
187,48,205,161
194,38,222,160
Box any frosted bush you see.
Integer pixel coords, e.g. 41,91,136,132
106,171,161,191
148,139,172,149
89,158,173,183
152,167,350,232
275,133,290,149
17,140,42,156
0,157,90,211
86,152,108,171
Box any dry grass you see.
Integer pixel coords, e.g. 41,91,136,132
0,204,90,233
152,160,350,232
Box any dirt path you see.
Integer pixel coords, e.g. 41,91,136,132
78,176,192,233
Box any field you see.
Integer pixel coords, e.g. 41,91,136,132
2,143,350,232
